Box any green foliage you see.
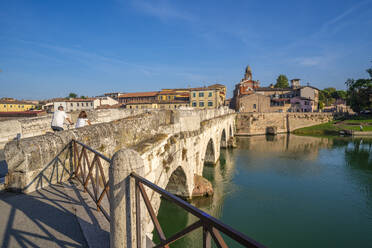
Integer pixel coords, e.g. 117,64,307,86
319,101,324,109
68,92,78,98
293,118,372,136
319,88,347,106
345,64,372,113
80,95,86,99
274,74,289,88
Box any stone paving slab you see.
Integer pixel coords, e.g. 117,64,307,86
64,179,110,248
0,183,88,248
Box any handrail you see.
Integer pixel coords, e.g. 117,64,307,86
68,140,265,247
71,140,111,222
131,172,266,248
73,139,111,163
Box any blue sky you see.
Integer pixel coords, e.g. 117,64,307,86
1,0,372,99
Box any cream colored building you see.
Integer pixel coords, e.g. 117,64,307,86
53,98,100,112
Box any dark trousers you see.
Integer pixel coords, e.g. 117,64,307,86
51,126,64,132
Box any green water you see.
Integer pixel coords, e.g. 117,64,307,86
155,134,372,247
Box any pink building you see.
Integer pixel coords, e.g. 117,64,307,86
290,96,316,112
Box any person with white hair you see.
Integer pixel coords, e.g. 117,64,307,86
51,106,73,131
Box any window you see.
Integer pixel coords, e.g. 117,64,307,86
10,105,12,108
168,96,171,100
193,92,196,97
91,103,93,106
253,104,257,109
77,103,79,106
3,105,5,108
174,105,177,108
22,105,24,108
199,92,204,97
71,103,73,107
208,101,213,106
199,101,204,107
192,101,197,107
208,92,212,97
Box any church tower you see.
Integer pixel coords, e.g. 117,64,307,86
244,65,252,81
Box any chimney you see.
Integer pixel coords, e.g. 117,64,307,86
291,79,301,89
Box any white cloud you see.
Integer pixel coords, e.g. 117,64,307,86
294,57,323,67
131,0,195,22
321,0,372,32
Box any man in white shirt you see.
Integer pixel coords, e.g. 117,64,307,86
51,106,73,131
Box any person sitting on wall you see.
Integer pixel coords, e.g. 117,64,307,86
75,111,91,128
51,106,73,132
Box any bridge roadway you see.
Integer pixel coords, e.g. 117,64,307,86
0,180,111,248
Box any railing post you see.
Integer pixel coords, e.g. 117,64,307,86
203,226,211,248
135,179,141,248
109,148,145,248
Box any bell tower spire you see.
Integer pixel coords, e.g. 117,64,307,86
244,65,252,81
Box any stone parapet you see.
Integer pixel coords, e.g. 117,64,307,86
0,107,234,149
3,108,236,193
3,111,172,192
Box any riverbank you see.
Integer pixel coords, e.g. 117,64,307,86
293,116,372,136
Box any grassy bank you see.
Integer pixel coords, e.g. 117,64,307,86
293,118,372,136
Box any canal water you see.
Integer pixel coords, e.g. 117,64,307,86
155,134,372,247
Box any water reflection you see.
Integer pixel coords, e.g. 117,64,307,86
155,135,372,248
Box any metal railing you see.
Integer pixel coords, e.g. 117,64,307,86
68,140,265,247
131,172,266,248
71,140,111,222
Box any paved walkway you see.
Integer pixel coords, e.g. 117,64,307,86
0,181,109,248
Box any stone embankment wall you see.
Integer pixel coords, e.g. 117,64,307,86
236,112,334,135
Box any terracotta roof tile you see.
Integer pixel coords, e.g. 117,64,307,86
118,92,159,98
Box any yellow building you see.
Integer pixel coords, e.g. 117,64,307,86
190,84,226,109
0,99,36,112
157,89,190,102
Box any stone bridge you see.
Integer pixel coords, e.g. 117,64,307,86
2,108,236,247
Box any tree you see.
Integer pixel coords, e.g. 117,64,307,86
80,95,86,99
319,101,325,110
274,74,289,88
345,64,372,113
333,90,347,100
68,92,77,98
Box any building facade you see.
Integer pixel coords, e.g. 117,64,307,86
231,66,260,109
237,93,271,112
0,99,36,112
190,84,226,109
118,92,158,104
232,66,319,113
52,98,101,112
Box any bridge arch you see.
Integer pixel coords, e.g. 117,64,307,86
204,138,216,165
165,166,190,198
220,129,227,148
229,125,233,138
